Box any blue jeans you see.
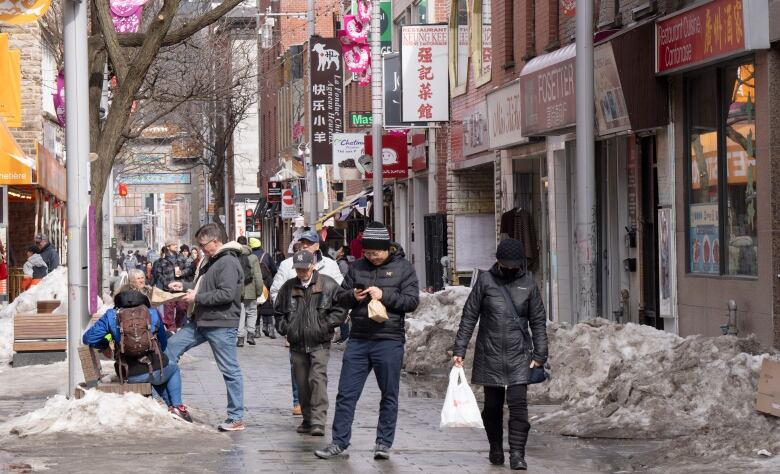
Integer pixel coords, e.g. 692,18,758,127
166,321,244,420
331,338,404,448
290,352,299,406
339,322,350,339
127,361,183,407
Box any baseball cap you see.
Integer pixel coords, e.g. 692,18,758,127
299,229,319,243
34,233,47,242
292,250,315,269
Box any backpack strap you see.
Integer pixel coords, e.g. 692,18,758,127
496,281,521,320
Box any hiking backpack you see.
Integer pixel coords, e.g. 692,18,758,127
239,253,254,286
115,305,164,383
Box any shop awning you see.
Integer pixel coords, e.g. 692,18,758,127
0,117,34,185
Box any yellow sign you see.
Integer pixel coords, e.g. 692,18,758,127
0,116,33,185
0,0,53,24
0,34,21,127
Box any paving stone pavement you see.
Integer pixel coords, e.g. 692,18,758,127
0,335,770,473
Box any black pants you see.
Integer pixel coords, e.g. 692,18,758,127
482,385,530,454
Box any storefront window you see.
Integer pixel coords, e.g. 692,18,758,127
685,60,757,276
415,0,427,23
472,0,491,84
449,0,469,92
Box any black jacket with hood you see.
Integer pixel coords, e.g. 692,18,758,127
341,244,419,343
453,264,548,386
184,241,244,328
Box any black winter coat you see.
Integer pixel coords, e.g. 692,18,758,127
274,272,347,353
453,265,548,387
253,248,275,316
342,244,419,343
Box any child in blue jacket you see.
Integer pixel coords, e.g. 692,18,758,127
83,287,191,422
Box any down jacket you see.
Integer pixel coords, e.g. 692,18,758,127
274,271,347,353
453,264,548,387
341,244,419,343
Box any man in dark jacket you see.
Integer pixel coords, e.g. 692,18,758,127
35,233,59,272
166,223,246,432
315,222,419,461
275,250,346,437
452,238,548,470
249,237,276,338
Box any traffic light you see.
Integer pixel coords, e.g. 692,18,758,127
118,183,128,197
245,209,254,232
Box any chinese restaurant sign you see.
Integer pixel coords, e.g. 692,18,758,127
656,0,769,75
410,131,427,172
401,24,449,123
310,36,344,165
364,133,409,179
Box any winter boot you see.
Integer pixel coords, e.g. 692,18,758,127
247,333,256,345
262,323,270,337
489,444,504,465
236,337,245,348
267,323,276,339
509,452,527,470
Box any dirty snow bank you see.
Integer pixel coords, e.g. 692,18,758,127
1,389,209,437
404,286,472,374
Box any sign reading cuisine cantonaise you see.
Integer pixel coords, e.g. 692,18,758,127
655,0,769,75
400,24,449,123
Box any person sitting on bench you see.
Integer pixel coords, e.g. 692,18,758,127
82,288,192,422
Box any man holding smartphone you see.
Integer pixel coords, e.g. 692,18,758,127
315,222,419,461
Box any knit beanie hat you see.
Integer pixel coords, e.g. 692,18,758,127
362,222,391,250
496,238,526,269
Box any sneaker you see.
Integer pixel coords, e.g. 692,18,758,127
314,443,349,460
236,337,245,348
373,443,390,460
310,425,325,436
247,334,256,346
217,418,246,432
169,405,193,423
292,405,302,416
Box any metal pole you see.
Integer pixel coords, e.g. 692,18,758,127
306,0,318,226
64,0,90,397
223,157,230,239
575,0,596,322
370,0,383,223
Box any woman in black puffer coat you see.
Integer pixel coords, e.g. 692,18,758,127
452,238,548,471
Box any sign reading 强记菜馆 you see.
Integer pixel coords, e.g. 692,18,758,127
401,24,449,123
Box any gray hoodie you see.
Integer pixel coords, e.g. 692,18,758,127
185,241,244,328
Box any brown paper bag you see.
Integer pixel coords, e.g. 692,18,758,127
368,298,388,323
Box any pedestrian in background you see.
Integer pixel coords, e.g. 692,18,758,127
156,240,190,332
334,244,351,344
315,222,419,461
274,250,346,437
22,245,47,290
35,233,59,272
452,238,549,471
236,236,265,347
249,237,277,339
167,223,246,432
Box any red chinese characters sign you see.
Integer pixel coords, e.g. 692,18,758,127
401,24,449,122
656,0,748,74
410,131,427,172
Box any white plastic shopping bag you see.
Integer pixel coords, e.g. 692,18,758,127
440,367,484,428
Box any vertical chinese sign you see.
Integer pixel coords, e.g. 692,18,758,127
310,36,344,165
400,24,449,123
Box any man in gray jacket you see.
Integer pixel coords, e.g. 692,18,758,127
167,223,246,431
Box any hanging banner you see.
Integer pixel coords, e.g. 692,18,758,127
0,0,53,24
383,53,426,128
380,0,392,53
593,43,630,136
400,24,449,123
332,133,366,180
0,34,21,128
364,133,409,179
410,131,427,172
309,36,344,165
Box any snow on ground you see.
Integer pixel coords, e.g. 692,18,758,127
0,389,210,438
404,286,780,460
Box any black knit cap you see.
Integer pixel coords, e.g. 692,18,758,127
362,221,391,250
496,238,526,269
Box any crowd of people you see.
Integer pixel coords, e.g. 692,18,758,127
81,221,547,470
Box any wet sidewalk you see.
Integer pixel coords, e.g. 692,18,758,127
0,335,769,473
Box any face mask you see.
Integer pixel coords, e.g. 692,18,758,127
499,266,519,279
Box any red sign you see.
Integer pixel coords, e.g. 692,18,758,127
281,188,294,206
364,133,409,179
561,0,575,17
410,131,427,172
656,0,746,74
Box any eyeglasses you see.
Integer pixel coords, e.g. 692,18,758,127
198,239,217,249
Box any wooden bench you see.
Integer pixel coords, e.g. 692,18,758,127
74,346,152,399
13,313,67,353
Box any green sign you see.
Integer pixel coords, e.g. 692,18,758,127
380,1,392,53
111,237,117,246
350,112,373,128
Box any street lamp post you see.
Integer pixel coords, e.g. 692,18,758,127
370,0,383,223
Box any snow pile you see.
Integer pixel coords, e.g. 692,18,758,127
1,389,208,437
404,286,472,374
533,318,780,458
